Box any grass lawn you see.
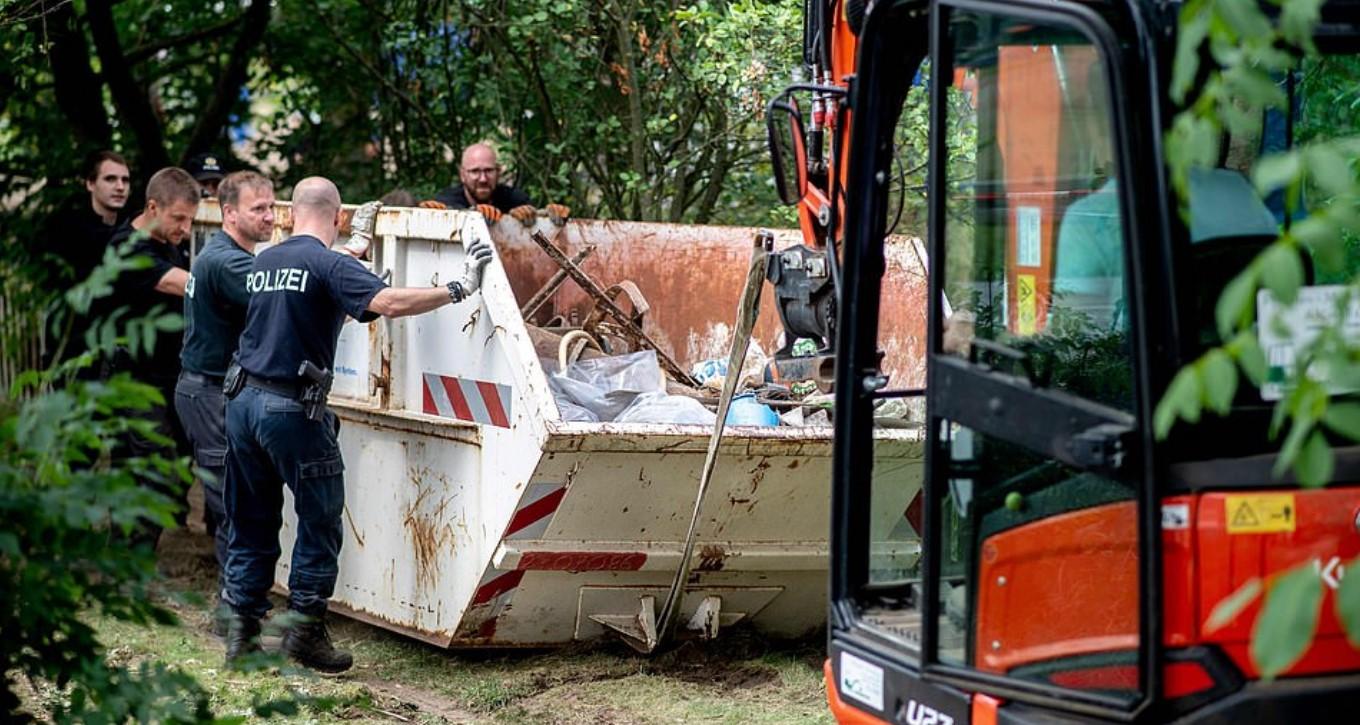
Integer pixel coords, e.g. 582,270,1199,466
51,524,834,724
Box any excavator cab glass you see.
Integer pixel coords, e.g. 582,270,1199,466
831,0,1152,719
831,0,1360,721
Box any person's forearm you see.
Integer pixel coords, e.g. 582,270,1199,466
368,287,450,317
155,268,189,296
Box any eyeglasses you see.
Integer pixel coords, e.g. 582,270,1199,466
464,167,499,177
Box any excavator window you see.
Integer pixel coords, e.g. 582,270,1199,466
922,7,1142,708
938,14,1134,413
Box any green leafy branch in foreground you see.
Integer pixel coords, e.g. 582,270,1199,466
1157,0,1360,679
0,234,303,721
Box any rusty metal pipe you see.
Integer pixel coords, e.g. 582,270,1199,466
520,244,596,320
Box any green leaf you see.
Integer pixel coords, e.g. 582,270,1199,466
1222,66,1287,110
1253,152,1302,194
155,313,185,333
1280,0,1324,52
1216,267,1259,339
1260,244,1304,305
1252,564,1322,680
1171,2,1211,103
1322,403,1360,441
1205,577,1262,634
1216,0,1273,39
1295,431,1334,488
1291,216,1343,272
1275,414,1315,475
1337,555,1360,648
1305,147,1356,198
1232,332,1269,385
1156,366,1204,439
1201,349,1239,414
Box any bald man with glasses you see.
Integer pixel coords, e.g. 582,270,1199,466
421,142,569,225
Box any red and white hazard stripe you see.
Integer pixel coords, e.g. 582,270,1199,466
421,372,513,427
503,482,567,540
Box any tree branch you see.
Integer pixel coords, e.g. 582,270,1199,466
84,0,168,169
123,14,242,64
183,0,270,157
42,2,111,148
308,0,440,141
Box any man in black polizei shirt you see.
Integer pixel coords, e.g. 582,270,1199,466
174,171,276,621
221,176,492,674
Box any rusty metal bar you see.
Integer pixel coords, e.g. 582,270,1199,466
529,231,696,387
654,230,774,650
520,244,596,320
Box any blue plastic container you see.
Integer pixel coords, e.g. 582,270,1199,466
724,392,780,426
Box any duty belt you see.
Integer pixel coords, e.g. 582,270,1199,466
181,371,225,385
244,373,304,399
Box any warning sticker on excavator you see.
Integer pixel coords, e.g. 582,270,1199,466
1224,494,1296,534
1017,274,1037,336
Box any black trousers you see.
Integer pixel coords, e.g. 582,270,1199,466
174,371,231,580
118,378,192,549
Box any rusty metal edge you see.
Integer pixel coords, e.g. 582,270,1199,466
331,402,482,445
327,600,455,649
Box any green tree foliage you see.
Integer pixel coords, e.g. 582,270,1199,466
1,0,802,231
0,236,209,719
1159,0,1360,679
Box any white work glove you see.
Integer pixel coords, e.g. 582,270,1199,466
340,200,382,257
446,237,494,303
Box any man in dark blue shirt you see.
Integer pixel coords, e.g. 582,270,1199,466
174,171,275,617
222,177,492,673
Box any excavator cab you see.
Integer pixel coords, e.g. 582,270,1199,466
828,0,1360,722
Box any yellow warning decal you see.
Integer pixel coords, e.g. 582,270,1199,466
1017,274,1037,336
1224,494,1296,534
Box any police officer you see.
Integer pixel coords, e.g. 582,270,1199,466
174,171,275,631
222,177,492,673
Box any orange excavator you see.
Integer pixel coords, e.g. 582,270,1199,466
767,0,1360,721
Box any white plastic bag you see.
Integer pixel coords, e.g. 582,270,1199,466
615,392,717,425
548,350,665,421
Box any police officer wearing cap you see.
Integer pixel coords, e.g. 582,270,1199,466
174,171,275,632
222,176,493,673
186,153,225,197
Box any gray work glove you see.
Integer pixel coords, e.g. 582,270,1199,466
446,237,494,303
340,200,382,257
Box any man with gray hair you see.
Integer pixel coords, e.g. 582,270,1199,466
175,171,276,632
221,177,493,673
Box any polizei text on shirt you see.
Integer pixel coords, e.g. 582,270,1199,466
247,268,311,294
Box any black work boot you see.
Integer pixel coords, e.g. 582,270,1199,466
281,613,353,674
224,614,262,668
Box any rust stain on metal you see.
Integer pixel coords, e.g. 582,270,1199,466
564,460,583,489
403,470,454,592
749,457,772,493
698,544,727,571
462,307,481,333
343,505,365,547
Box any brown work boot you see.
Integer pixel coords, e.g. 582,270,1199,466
281,613,353,674
224,614,262,669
